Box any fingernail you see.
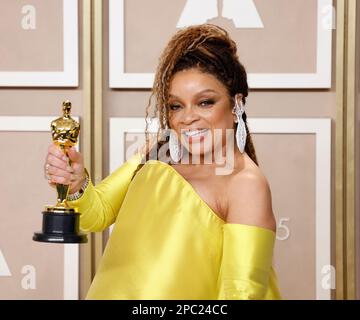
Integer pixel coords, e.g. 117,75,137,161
67,166,74,172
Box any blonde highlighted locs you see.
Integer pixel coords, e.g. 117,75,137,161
132,24,258,179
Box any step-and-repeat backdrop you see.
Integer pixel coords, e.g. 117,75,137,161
0,0,338,299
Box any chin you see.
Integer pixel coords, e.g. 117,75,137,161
184,144,213,163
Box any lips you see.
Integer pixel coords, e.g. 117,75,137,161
181,128,210,144
182,128,209,137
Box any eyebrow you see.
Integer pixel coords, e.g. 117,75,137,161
168,89,218,99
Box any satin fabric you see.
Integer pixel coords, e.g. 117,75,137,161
68,153,281,300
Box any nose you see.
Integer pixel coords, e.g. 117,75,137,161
181,106,200,125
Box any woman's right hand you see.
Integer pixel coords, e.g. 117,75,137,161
45,142,86,194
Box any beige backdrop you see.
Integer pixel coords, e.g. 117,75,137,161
1,0,358,300
125,0,317,74
105,0,335,300
0,0,64,72
0,0,83,299
0,132,64,299
254,134,316,299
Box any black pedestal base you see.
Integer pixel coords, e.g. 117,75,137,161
33,208,88,244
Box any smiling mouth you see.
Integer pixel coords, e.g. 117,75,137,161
182,128,210,137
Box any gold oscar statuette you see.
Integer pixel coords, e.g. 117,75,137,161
33,101,88,243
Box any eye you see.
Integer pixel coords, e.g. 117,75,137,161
199,99,215,107
169,104,181,111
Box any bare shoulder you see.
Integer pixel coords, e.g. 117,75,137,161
225,159,276,233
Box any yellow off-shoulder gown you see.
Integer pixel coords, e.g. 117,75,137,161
68,153,282,300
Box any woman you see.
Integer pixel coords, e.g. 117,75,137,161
44,24,281,300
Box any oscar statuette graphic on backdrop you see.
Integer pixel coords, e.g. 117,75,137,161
33,101,87,243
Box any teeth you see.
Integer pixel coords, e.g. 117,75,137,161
183,129,209,137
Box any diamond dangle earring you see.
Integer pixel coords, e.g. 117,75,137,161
232,95,247,153
169,129,183,162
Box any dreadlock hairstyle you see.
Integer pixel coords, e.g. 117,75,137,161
131,24,258,180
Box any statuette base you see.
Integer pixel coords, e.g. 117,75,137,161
33,207,88,244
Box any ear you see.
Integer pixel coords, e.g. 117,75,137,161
231,97,237,123
232,110,238,124
232,93,244,123
235,93,243,106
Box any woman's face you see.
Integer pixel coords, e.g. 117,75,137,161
167,68,239,160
